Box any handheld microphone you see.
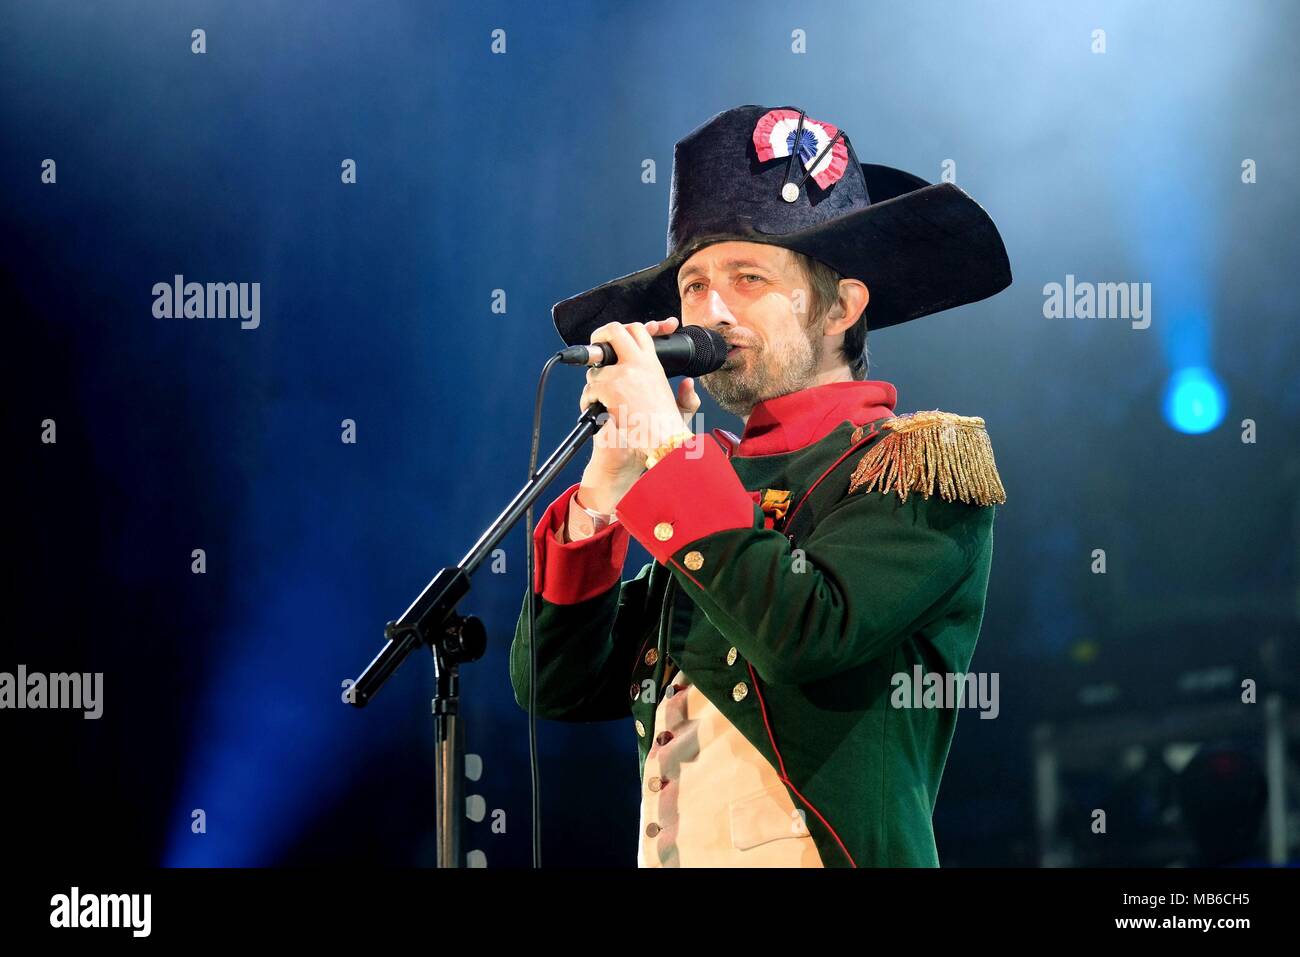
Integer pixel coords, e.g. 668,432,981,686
557,325,729,377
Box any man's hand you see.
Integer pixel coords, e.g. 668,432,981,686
577,316,700,515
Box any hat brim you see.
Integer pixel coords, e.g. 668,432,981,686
551,181,1011,347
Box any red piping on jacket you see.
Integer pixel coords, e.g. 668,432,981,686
746,425,881,866
781,424,881,533
660,424,883,867
668,556,858,868
747,661,858,868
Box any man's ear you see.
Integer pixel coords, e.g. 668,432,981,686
825,279,869,337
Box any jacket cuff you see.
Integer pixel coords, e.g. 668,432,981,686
615,436,757,564
532,483,630,604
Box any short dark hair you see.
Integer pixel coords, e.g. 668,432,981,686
791,251,869,380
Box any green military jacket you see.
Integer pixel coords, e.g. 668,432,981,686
510,380,1005,867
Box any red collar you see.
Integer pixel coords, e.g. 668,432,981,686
710,380,898,457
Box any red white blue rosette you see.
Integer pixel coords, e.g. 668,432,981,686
752,108,849,190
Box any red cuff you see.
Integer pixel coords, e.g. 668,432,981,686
532,483,630,604
615,436,756,564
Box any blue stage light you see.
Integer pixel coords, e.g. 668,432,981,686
1163,367,1227,434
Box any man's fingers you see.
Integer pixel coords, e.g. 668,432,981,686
677,376,701,416
623,321,655,352
643,316,679,339
589,319,686,365
590,321,641,363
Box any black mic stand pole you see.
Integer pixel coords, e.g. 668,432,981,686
348,400,607,868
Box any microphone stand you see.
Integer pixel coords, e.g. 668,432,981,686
348,399,607,868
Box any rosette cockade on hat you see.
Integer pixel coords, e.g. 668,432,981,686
552,104,1011,347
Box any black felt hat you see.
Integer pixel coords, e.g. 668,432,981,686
552,104,1011,346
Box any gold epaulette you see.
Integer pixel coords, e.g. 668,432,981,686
847,411,1006,506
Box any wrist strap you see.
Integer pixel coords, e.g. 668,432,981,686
574,489,616,528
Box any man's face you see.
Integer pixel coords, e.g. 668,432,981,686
676,240,826,416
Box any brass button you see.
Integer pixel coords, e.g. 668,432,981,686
644,648,658,666
635,719,646,738
653,522,674,542
648,776,665,792
684,550,704,570
629,683,640,700
646,822,661,838
732,681,749,702
726,646,738,666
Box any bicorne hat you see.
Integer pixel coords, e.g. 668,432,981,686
552,104,1011,346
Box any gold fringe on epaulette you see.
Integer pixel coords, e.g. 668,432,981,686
847,411,1007,506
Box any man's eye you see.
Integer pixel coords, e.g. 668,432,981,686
740,274,763,284
684,281,704,294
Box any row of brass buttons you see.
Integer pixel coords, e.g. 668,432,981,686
642,643,749,842
635,645,746,737
641,524,768,843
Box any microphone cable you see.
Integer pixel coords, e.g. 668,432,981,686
524,351,563,868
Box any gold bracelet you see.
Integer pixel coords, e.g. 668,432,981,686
643,430,696,469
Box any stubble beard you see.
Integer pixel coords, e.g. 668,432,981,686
699,325,825,417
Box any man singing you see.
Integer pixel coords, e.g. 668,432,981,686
510,104,1011,867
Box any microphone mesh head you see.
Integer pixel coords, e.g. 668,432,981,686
680,325,729,376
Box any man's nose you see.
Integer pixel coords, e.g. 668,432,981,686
706,289,737,328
